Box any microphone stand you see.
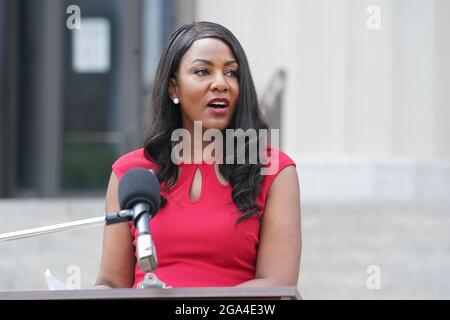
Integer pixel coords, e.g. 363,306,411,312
0,210,140,241
0,216,105,242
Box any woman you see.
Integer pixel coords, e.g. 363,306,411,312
95,21,301,288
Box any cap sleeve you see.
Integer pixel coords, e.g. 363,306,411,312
256,147,297,213
112,147,157,180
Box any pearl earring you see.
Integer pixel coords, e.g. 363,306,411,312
173,98,180,104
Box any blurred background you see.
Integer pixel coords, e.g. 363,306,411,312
1,0,449,299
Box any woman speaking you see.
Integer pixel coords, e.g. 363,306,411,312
95,21,301,289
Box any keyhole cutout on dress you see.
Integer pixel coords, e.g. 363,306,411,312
188,167,203,201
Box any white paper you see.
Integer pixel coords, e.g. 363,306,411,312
45,269,72,290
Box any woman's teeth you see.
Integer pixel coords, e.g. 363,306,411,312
208,102,227,108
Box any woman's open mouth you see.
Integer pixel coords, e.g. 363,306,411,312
207,97,230,115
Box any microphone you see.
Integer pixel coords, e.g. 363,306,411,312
106,168,161,273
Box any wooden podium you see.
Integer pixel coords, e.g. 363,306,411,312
0,286,301,300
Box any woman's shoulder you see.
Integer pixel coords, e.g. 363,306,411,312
257,146,297,209
111,147,158,180
262,145,296,175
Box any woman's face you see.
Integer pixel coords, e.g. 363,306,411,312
169,38,240,133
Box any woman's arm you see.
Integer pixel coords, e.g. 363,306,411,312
236,166,302,287
94,172,136,289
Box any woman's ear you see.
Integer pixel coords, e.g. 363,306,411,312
168,78,177,100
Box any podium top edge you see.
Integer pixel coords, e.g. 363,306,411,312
0,286,301,300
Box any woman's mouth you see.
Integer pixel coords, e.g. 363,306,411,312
206,97,230,115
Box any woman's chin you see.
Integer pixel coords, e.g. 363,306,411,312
201,118,231,131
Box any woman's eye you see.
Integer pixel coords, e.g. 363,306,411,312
195,69,209,76
226,70,238,77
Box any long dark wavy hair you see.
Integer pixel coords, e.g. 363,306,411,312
144,21,268,222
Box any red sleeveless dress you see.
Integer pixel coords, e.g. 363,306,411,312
112,147,295,288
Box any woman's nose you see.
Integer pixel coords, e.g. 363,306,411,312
210,72,229,92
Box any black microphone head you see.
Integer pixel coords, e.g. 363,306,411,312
118,168,161,215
